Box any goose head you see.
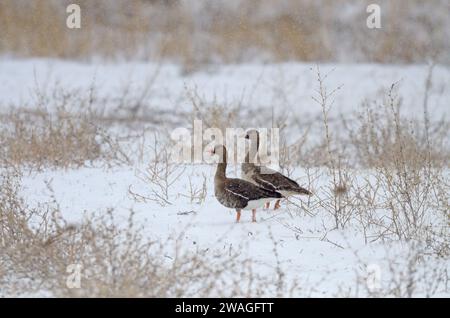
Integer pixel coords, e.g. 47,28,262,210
244,129,259,143
209,144,227,163
244,129,260,164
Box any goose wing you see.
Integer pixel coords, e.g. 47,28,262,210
254,170,311,195
225,178,282,202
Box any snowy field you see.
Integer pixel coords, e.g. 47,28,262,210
0,59,449,297
1,59,449,117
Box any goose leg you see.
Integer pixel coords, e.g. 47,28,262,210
252,209,257,222
264,202,270,209
235,210,241,223
274,199,281,210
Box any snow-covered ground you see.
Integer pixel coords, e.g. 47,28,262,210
1,59,449,119
16,164,448,296
0,59,449,297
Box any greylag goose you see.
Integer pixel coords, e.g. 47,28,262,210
210,144,282,222
242,129,312,210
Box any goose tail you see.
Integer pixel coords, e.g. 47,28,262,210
294,187,313,196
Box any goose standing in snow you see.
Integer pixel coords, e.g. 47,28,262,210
210,144,282,223
242,129,312,210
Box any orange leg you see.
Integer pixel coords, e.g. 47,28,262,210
252,209,257,222
274,199,281,210
236,210,241,223
264,202,270,209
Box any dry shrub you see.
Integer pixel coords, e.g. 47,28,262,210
348,95,450,169
0,108,98,168
0,0,69,57
0,107,127,170
0,0,156,59
0,169,299,297
310,66,351,229
185,83,287,135
340,76,449,246
284,67,450,258
129,135,186,207
0,83,133,170
186,86,245,132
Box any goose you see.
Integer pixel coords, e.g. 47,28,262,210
210,144,282,223
242,129,312,210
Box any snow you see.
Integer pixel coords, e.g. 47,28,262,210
1,58,449,297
